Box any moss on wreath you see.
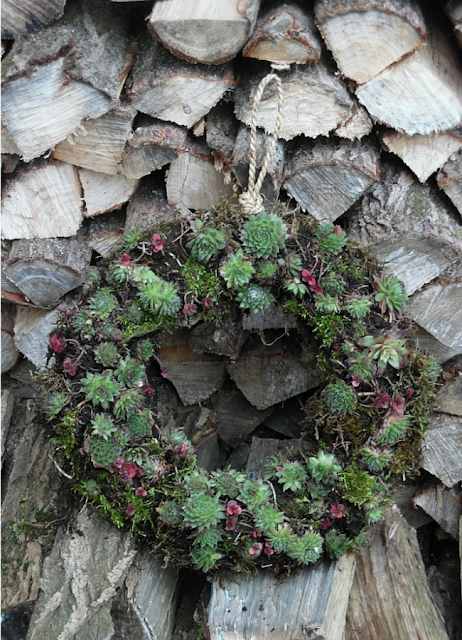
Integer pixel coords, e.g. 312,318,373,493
37,197,440,576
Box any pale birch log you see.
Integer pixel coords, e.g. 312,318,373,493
121,120,189,180
348,164,462,295
334,102,372,140
413,485,461,540
1,303,20,374
86,211,125,258
283,138,379,222
242,2,322,65
356,29,462,135
14,305,64,369
234,60,355,141
445,1,462,47
53,106,136,176
345,506,449,640
314,0,427,84
231,124,285,199
124,182,180,239
3,233,91,308
420,413,462,488
1,0,132,161
79,169,139,218
437,148,462,217
1,161,83,240
1,0,66,39
148,0,261,65
380,130,462,183
129,35,236,128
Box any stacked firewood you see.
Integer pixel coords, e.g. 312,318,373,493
1,1,462,639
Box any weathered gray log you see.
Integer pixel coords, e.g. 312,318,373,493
314,0,426,84
1,161,83,240
411,326,461,364
188,322,248,359
205,103,240,171
79,169,139,218
334,102,372,140
356,29,462,135
345,505,450,640
121,119,189,180
413,484,461,540
392,485,433,529
14,305,64,368
53,106,136,176
148,0,261,65
1,0,65,39
1,389,15,464
129,34,236,128
1,302,20,373
241,302,297,331
243,2,322,65
4,234,91,308
234,60,355,141
283,137,380,222
1,0,132,161
437,148,462,217
445,0,462,47
231,123,285,199
86,211,125,258
212,388,273,448
124,182,181,240
348,163,462,295
420,413,462,488
381,130,462,183
435,375,462,416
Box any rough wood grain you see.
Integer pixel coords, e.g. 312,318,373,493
212,389,273,448
348,164,462,295
4,234,91,308
205,103,240,170
411,326,461,364
283,137,379,221
130,34,236,128
121,120,189,180
14,304,63,368
420,413,462,488
356,29,462,135
79,169,139,218
381,130,462,182
345,506,449,640
234,60,355,141
86,211,125,258
243,2,322,65
314,0,426,84
53,106,136,176
413,485,461,539
435,375,462,416
149,0,261,65
1,389,15,463
437,148,462,217
445,0,462,47
1,161,83,240
188,322,248,359
1,0,66,38
1,302,20,374
334,102,372,140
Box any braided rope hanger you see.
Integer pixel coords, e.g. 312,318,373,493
238,71,285,216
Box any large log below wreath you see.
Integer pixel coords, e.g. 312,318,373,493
1,0,66,39
234,61,355,140
314,0,427,84
129,34,236,129
148,0,261,65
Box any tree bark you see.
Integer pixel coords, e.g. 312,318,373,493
1,302,20,374
437,148,462,217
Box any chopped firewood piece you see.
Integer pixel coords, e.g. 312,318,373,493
413,485,462,540
437,148,462,217
1,303,20,374
1,0,66,39
334,102,372,140
124,181,181,239
14,305,64,369
314,0,427,84
243,2,322,65
86,212,125,258
148,0,261,65
79,169,139,218
420,413,462,488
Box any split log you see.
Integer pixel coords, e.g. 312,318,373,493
314,0,426,84
79,169,139,218
345,506,450,640
283,137,380,222
1,0,132,161
212,388,273,448
1,302,20,374
413,485,461,540
242,2,322,65
411,326,461,364
348,164,462,295
14,305,64,368
392,485,433,529
121,120,189,180
123,181,181,242
420,413,462,488
231,123,285,199
1,0,66,39
355,29,462,135
234,60,355,141
435,375,462,416
380,130,462,183
1,161,83,240
1,390,15,464
205,103,240,170
166,140,234,210
148,0,261,65
437,148,462,217
188,322,248,359
241,302,297,331
129,35,236,128
334,102,372,141
4,233,91,308
445,1,462,47
53,106,136,176
86,211,125,258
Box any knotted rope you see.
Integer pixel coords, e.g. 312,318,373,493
239,72,284,216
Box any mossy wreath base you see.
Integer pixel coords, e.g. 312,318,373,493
38,197,440,576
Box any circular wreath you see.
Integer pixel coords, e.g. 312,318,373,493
39,198,439,575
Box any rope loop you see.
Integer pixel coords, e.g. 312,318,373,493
238,72,284,216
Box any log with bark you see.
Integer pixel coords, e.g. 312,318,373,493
86,211,125,258
242,2,322,65
14,305,64,368
148,0,261,65
437,148,462,217
123,181,181,239
1,302,20,374
1,0,66,39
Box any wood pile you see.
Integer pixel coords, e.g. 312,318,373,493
1,1,462,639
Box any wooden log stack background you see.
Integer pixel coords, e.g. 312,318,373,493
1,1,462,639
